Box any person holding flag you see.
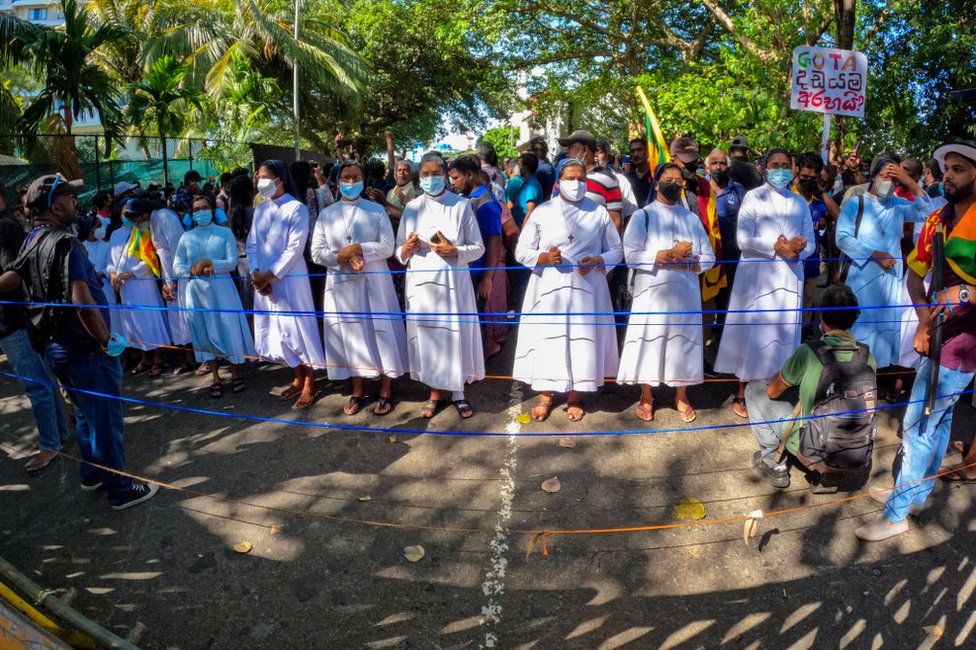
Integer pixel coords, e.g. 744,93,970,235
107,198,171,377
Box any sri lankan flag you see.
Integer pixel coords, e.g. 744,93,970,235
636,86,670,170
127,227,162,278
699,185,726,302
908,203,976,284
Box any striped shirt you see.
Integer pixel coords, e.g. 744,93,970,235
585,165,623,214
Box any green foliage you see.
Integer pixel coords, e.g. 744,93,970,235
478,126,520,160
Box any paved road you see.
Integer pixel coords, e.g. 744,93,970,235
1,345,975,648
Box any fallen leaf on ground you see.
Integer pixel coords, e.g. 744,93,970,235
923,626,943,638
358,495,372,502
269,525,283,535
672,497,706,521
387,435,397,443
558,438,576,448
515,413,531,425
403,545,425,562
233,541,253,554
541,477,561,493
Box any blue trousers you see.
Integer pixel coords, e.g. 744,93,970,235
0,328,70,451
884,358,975,522
50,351,132,503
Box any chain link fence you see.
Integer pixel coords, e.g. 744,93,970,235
0,134,254,202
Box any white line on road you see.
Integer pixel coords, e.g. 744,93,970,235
479,380,523,648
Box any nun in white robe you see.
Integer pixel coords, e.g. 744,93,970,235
311,176,408,415
150,206,190,346
715,165,816,414
173,214,256,368
246,191,325,368
617,183,715,421
512,158,622,420
106,212,171,360
395,155,485,413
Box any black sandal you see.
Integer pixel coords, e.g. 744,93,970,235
232,378,245,393
374,396,394,416
454,400,473,419
344,394,368,416
210,382,223,398
421,399,440,419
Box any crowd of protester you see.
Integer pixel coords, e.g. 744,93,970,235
0,130,974,545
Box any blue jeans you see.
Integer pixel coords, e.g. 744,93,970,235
745,380,794,469
0,328,70,452
50,351,132,503
885,358,975,522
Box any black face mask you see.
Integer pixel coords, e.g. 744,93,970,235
799,178,820,195
657,181,683,204
712,170,730,185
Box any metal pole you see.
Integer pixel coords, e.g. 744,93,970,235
293,0,301,161
94,135,101,189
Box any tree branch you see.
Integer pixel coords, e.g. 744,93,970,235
700,0,775,62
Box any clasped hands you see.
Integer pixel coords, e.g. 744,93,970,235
774,234,807,259
536,246,604,275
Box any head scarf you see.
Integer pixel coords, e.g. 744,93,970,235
763,147,790,167
552,157,585,197
260,159,301,199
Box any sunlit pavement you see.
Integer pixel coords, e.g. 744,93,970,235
2,344,975,648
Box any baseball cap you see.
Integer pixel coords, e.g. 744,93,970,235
122,197,154,216
669,137,700,164
933,140,976,173
557,129,598,151
24,174,83,210
114,181,139,196
730,134,749,150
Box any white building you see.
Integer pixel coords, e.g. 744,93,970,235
0,0,64,27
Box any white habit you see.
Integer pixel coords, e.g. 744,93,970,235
106,225,172,351
311,198,408,380
512,196,623,392
715,184,816,381
82,239,119,334
395,191,485,393
246,193,326,368
151,208,190,345
617,201,716,386
174,223,256,365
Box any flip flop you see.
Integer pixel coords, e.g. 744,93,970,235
209,382,223,399
421,399,440,419
231,378,245,394
677,404,697,423
373,396,394,416
731,397,748,419
940,470,976,484
635,401,654,422
278,384,302,401
344,394,368,416
292,390,320,410
147,363,165,378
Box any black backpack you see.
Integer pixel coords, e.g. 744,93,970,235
796,340,877,472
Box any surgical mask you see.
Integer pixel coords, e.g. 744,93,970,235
93,225,106,240
767,168,793,190
559,179,587,203
420,175,445,196
339,181,363,200
256,177,277,197
873,179,894,201
121,216,135,229
657,181,683,204
192,210,213,227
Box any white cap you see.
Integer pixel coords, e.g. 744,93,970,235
933,141,976,173
114,181,139,196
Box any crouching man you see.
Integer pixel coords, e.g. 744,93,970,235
746,284,878,490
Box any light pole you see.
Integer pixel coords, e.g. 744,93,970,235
293,0,301,160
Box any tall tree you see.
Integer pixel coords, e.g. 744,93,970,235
125,55,204,185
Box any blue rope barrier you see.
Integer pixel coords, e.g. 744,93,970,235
1,369,970,439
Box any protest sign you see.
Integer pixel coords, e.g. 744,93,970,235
790,46,868,119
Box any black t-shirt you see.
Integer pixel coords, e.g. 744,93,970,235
45,241,110,367
728,158,763,191
0,213,28,339
625,167,653,207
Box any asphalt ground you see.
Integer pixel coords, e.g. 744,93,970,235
2,338,976,649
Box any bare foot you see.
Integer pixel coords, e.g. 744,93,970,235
566,403,584,422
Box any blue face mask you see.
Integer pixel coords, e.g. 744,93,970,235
339,181,364,200
767,168,793,190
121,216,135,229
420,175,446,196
192,210,213,227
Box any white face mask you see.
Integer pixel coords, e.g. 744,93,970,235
559,179,587,203
257,177,277,198
873,179,894,201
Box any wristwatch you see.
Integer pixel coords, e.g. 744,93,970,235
959,286,971,304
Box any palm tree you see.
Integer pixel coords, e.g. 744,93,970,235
125,55,204,186
17,0,127,139
0,13,41,146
